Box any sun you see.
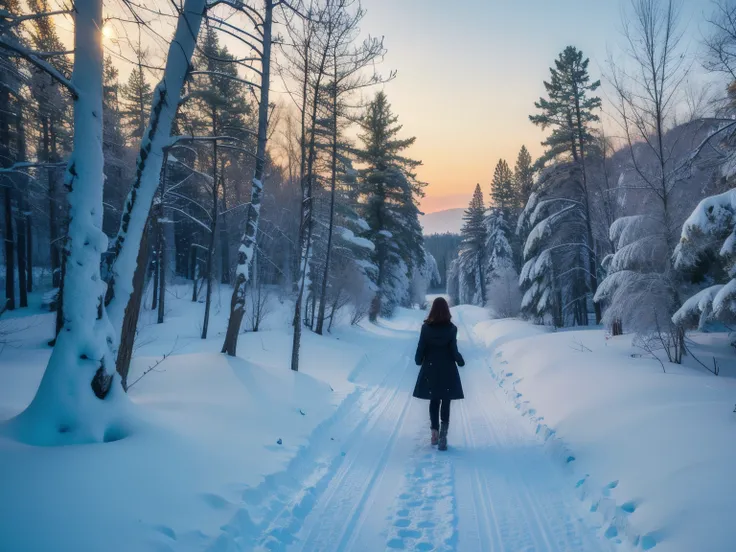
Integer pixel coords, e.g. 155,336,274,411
101,23,114,42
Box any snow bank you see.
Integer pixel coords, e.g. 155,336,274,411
0,351,343,551
0,286,376,551
471,315,736,552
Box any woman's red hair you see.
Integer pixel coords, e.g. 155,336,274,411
425,297,452,325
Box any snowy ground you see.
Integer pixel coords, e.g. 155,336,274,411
1,291,733,551
471,311,736,552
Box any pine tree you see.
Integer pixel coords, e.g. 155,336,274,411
490,159,515,215
120,46,153,143
514,145,534,209
529,45,603,323
27,0,71,296
529,46,601,166
355,91,425,319
490,158,520,269
455,184,487,306
485,208,514,277
485,208,520,317
518,163,590,326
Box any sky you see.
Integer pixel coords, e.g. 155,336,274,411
354,0,712,213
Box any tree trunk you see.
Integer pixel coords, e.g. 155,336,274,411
157,218,166,323
612,318,623,336
190,244,199,301
221,0,274,356
116,221,150,390
105,0,206,337
16,198,27,308
151,226,159,310
290,26,331,370
220,166,230,285
201,110,219,340
14,0,122,444
3,184,15,311
1,87,15,311
25,208,32,293
315,86,338,335
47,119,62,287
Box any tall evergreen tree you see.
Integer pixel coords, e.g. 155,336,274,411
120,45,153,143
491,159,515,215
529,45,603,323
529,46,601,167
355,91,424,319
452,184,487,306
514,145,534,209
485,208,521,317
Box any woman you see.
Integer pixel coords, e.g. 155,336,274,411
413,297,465,451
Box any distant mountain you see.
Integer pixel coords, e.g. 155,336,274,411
419,207,464,235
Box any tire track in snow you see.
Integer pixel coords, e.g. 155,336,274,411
205,342,415,552
285,340,419,552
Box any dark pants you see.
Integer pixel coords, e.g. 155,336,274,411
429,399,451,430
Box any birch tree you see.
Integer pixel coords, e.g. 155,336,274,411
221,0,277,356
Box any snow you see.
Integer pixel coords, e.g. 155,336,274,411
3,292,735,550
472,313,736,552
0,287,365,551
339,227,375,250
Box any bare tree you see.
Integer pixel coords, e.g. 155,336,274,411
314,1,388,335
597,0,690,362
220,0,279,355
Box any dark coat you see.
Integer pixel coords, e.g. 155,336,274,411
412,322,465,401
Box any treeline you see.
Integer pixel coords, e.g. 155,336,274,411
0,0,436,444
451,0,736,365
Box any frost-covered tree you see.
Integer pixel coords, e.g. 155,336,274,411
219,0,277,356
519,163,591,326
485,208,520,317
598,0,692,362
672,189,736,329
2,0,127,444
355,91,425,319
423,232,461,291
453,184,487,306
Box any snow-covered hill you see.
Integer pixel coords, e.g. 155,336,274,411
419,207,464,235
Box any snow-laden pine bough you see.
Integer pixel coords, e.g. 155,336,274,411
673,189,736,331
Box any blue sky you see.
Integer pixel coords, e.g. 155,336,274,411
358,0,714,212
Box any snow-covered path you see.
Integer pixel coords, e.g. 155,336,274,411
243,309,612,552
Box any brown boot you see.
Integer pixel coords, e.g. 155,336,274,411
438,423,448,451
431,429,439,446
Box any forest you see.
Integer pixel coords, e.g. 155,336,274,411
3,1,736,550
0,0,443,444
448,0,736,366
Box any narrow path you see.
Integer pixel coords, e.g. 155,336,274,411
252,309,612,552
